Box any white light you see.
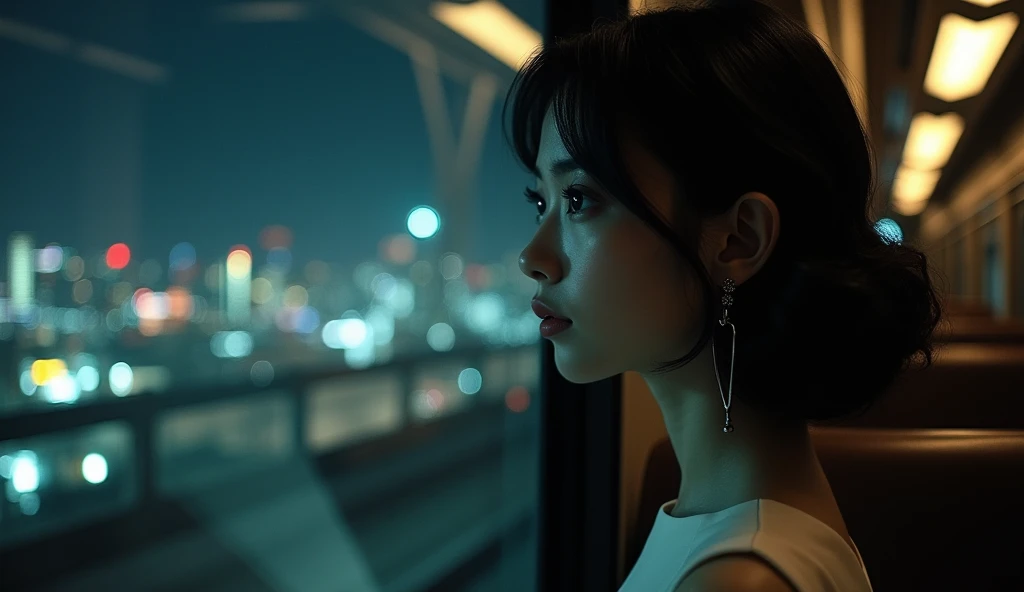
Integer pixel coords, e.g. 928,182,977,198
45,373,80,404
322,319,345,349
211,331,253,358
458,368,483,395
82,453,108,484
11,455,40,493
466,293,506,332
426,322,456,352
135,291,171,321
36,245,64,274
223,331,254,358
339,318,370,349
109,362,134,396
322,318,372,350
76,365,100,392
407,206,441,239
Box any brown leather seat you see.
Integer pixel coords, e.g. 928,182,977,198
942,298,993,318
629,430,1024,592
937,318,1024,344
822,343,1024,429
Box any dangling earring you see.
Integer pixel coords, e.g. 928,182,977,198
712,278,737,433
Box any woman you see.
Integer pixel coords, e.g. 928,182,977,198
505,1,941,591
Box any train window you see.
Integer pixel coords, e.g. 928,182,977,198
953,238,967,296
0,2,546,590
981,221,1007,316
1016,198,1024,318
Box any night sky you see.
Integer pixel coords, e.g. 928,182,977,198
0,0,545,272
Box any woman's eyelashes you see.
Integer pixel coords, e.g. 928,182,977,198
524,185,599,225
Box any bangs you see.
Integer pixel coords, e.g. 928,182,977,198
502,23,637,189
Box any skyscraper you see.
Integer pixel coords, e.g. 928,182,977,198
8,233,35,320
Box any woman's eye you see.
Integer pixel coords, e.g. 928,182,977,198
561,186,594,215
524,188,545,224
524,185,597,225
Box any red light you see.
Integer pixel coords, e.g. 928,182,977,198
106,243,131,270
505,386,530,413
260,226,292,250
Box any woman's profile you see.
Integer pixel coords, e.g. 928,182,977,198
504,1,941,591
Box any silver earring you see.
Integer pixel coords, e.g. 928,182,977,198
712,278,736,433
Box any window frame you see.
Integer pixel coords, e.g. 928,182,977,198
536,5,628,592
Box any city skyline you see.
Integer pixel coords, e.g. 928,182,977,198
1,0,541,271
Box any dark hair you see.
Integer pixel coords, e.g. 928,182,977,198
502,0,942,423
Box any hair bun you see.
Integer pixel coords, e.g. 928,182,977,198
732,233,942,423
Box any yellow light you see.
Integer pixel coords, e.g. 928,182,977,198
430,0,542,70
903,112,965,170
251,277,274,305
893,165,941,204
31,359,68,386
283,285,308,308
924,12,1019,102
226,250,252,280
893,197,929,216
961,0,1008,7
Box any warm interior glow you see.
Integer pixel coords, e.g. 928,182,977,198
226,250,252,280
961,0,1009,7
430,0,542,70
893,197,929,216
903,112,966,170
893,165,942,205
924,12,1019,102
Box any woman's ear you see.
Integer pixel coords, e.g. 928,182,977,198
706,192,780,286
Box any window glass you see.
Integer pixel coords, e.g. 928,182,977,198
952,238,966,296
1016,193,1024,319
981,220,1006,316
0,2,545,589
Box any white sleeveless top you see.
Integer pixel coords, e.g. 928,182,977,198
619,498,874,592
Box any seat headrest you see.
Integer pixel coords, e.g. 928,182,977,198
811,428,1024,592
629,429,1024,592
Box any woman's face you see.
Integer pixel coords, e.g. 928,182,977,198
518,108,708,383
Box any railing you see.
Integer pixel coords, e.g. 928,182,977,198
0,343,542,591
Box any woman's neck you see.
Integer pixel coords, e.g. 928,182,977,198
640,346,830,518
